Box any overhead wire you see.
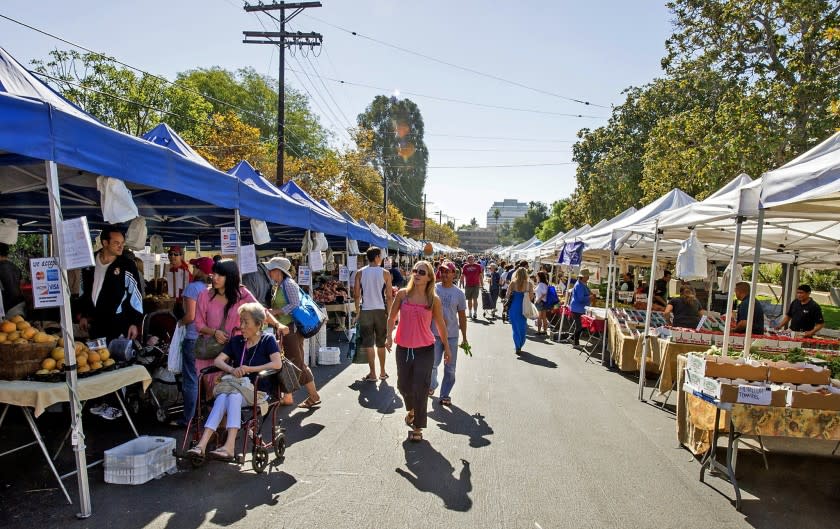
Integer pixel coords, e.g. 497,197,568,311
301,13,610,109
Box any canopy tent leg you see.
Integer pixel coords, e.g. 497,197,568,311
743,210,765,355
720,217,745,357
45,160,91,519
601,251,616,367
638,220,660,401
234,208,241,262
707,261,716,312
557,271,574,338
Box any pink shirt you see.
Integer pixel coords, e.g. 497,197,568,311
194,285,258,337
395,299,435,348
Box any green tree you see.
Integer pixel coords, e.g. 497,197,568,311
357,96,429,219
511,201,549,241
537,198,573,240
31,49,212,137
177,67,329,159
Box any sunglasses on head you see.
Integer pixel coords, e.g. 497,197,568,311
412,268,428,276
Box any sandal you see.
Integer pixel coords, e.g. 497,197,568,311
298,397,322,409
209,447,233,460
408,430,423,442
404,411,414,427
186,446,204,457
379,373,389,380
361,374,378,382
439,397,452,406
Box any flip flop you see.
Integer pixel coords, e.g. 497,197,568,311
209,448,233,460
361,375,378,382
408,430,423,442
440,397,452,406
186,446,204,457
379,374,389,380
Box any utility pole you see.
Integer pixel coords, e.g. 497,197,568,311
439,210,443,225
422,193,427,239
243,2,322,185
383,173,388,232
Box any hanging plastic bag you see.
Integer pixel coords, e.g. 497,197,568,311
675,231,708,280
166,323,186,374
125,217,148,250
250,219,271,246
348,239,360,255
149,234,165,254
97,176,138,223
313,232,329,252
0,218,18,245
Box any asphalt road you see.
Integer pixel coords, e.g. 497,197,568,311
2,316,839,528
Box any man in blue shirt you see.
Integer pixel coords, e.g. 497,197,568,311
569,269,591,348
733,281,764,335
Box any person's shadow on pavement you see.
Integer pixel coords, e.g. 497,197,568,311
281,407,325,446
516,350,558,368
348,379,403,414
396,441,473,512
428,402,493,448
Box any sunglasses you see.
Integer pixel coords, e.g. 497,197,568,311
168,253,181,257
412,268,428,276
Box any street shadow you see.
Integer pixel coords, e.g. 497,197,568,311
428,402,493,448
396,440,473,512
347,379,403,415
281,407,325,445
515,351,558,368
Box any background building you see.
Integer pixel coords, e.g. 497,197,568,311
456,227,498,253
486,199,529,228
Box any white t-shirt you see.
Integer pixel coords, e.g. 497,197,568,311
91,254,110,304
535,282,548,303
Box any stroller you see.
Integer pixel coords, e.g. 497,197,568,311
176,365,287,473
125,310,183,422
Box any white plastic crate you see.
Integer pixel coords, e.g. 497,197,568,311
104,436,176,485
317,346,341,365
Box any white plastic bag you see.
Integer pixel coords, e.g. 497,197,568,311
0,218,18,245
347,239,360,255
167,323,186,374
675,231,708,280
149,234,164,254
250,219,271,245
125,217,148,250
97,176,138,223
313,232,329,252
522,295,539,320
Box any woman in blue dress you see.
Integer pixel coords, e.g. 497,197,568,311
505,267,533,355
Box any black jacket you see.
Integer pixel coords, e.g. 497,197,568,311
79,252,143,340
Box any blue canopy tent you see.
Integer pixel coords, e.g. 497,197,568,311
0,45,267,515
344,213,389,248
317,198,374,245
278,180,351,239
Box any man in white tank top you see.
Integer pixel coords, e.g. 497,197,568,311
354,247,394,381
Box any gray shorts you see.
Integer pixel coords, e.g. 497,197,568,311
464,286,480,301
359,309,387,348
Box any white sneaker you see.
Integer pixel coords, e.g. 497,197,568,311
89,403,108,416
100,406,123,420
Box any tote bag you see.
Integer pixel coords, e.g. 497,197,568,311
522,295,539,320
166,323,186,374
283,279,327,338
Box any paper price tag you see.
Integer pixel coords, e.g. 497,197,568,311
736,385,772,406
338,266,349,282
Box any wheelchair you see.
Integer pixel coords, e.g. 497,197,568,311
175,365,287,473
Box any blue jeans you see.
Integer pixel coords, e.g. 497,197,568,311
430,336,458,398
180,338,197,425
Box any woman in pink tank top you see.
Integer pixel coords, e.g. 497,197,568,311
386,260,452,442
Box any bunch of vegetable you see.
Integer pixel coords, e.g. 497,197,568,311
459,342,472,357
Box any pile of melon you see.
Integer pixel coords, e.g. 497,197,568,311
0,315,58,345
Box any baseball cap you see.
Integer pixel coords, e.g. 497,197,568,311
441,261,458,272
168,245,183,255
189,257,214,275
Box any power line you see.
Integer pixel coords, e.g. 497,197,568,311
301,13,610,109
426,133,575,143
428,162,576,169
285,69,606,119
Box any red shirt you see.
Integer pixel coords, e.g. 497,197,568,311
461,263,483,287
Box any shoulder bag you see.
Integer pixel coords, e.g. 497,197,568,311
196,309,229,360
284,279,327,338
278,354,302,393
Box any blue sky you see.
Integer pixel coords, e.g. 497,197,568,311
1,0,673,230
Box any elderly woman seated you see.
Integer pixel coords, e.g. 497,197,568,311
187,302,283,460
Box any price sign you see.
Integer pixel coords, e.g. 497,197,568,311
298,265,311,286
736,385,772,406
220,227,238,255
338,266,349,282
239,244,257,274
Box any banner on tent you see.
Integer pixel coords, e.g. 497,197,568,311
558,241,584,266
220,227,238,255
30,257,63,309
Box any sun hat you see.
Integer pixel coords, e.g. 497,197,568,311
579,268,592,277
264,256,292,275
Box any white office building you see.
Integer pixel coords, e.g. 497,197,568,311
486,199,528,228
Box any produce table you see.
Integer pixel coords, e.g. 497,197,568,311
606,311,640,372
0,365,151,503
676,354,840,510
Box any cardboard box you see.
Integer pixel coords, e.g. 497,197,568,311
718,383,787,406
768,365,831,385
790,391,840,410
704,358,768,381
